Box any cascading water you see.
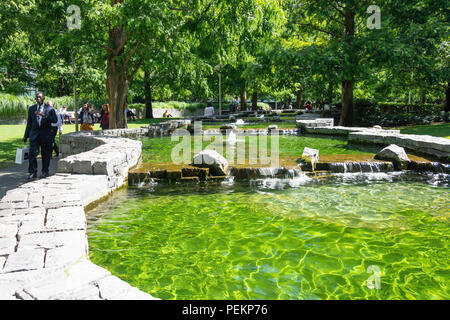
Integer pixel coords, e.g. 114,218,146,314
327,162,394,173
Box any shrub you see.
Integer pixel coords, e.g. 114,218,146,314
352,99,444,127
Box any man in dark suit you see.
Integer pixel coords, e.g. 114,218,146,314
22,91,58,180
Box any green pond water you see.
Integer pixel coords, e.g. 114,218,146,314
87,173,450,300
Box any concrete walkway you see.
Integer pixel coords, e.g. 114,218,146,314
0,158,59,200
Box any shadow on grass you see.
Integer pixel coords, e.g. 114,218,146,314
395,122,450,138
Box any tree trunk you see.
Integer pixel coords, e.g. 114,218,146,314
340,80,354,126
144,71,153,119
106,23,128,129
328,82,334,103
56,77,69,97
296,88,303,109
251,92,258,110
420,87,426,104
445,82,450,114
339,8,355,127
240,89,247,111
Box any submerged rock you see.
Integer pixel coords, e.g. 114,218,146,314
192,149,229,176
374,144,410,170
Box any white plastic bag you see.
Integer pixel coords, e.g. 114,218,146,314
15,146,30,164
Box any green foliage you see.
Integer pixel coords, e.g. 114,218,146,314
350,99,445,127
0,93,33,118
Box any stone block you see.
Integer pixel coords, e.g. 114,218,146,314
57,159,73,173
17,230,87,251
71,160,93,174
44,206,86,232
2,248,46,273
20,259,110,300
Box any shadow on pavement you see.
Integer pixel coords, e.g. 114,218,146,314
0,158,59,199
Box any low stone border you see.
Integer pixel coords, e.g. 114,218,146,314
349,131,450,161
301,126,400,136
0,131,158,300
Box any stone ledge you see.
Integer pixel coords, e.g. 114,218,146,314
0,129,157,300
349,131,450,161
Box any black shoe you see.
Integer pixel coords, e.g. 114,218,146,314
40,172,49,179
27,173,37,180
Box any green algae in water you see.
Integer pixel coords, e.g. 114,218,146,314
141,135,380,164
87,176,450,300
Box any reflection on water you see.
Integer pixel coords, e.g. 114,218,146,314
87,172,450,300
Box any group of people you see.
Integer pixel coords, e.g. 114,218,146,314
22,92,111,180
78,102,110,131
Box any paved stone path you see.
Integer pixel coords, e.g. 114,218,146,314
0,159,58,200
0,132,157,300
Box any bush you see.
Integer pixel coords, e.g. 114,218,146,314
0,93,106,118
0,93,33,118
353,99,444,127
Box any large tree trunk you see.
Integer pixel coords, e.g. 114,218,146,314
240,89,247,111
339,8,355,127
106,23,128,129
251,92,258,110
144,71,153,119
296,88,303,109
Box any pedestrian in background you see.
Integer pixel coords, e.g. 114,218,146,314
79,102,94,131
100,104,110,130
48,101,63,157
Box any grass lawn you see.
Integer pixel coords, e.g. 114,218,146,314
394,123,450,139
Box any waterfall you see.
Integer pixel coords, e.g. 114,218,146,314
327,162,394,173
227,131,237,144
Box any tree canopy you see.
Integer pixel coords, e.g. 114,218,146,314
0,0,448,127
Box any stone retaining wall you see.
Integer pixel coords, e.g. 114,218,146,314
303,126,400,136
349,131,450,161
0,131,157,300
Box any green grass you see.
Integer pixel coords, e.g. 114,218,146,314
394,123,450,139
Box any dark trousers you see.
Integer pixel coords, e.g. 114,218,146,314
51,127,59,155
29,137,52,174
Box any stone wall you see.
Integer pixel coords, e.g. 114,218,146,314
0,131,157,300
349,131,450,161
303,126,400,136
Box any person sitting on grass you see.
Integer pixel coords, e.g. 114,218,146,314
126,108,137,121
163,110,173,118
204,101,215,117
304,100,312,110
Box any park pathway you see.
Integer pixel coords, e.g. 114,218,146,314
0,159,58,200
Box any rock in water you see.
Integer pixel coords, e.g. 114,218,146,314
193,149,229,176
302,147,319,162
302,147,320,170
374,144,410,170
